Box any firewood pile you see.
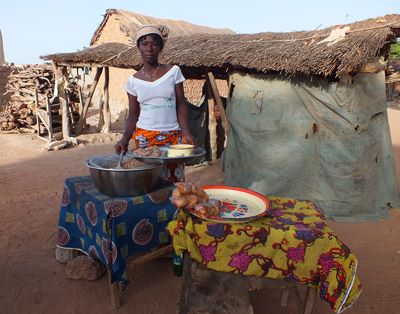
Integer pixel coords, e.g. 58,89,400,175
0,64,54,131
0,64,81,133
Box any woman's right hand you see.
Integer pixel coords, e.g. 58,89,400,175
115,140,129,154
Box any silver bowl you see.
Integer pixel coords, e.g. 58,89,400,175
85,154,163,197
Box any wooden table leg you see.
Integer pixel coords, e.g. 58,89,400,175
108,271,120,310
303,286,317,314
179,256,253,314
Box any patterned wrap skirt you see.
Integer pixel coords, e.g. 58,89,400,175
132,128,180,148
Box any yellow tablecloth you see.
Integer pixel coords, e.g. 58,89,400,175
167,196,361,313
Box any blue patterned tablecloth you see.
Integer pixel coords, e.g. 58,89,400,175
57,176,176,283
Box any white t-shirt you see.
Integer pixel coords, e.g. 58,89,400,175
125,65,185,131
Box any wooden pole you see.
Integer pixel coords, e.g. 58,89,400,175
34,88,39,110
102,66,111,133
96,93,104,132
207,72,230,135
45,96,53,141
206,79,217,162
76,67,103,134
77,86,84,116
52,63,70,139
108,271,120,310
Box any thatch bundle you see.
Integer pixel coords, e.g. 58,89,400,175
41,14,400,79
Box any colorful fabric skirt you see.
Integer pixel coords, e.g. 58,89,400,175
132,128,180,148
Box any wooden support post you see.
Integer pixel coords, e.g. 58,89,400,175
96,94,104,132
76,67,103,134
206,79,217,162
102,66,111,133
207,72,229,135
66,93,76,126
78,86,84,116
45,97,53,141
34,88,39,110
52,63,70,139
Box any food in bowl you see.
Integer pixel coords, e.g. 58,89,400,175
96,157,145,169
121,159,145,169
85,154,163,197
134,146,163,158
167,144,194,157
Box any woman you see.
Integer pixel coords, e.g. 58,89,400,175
115,24,193,154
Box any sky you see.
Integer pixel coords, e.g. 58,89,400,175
0,0,399,64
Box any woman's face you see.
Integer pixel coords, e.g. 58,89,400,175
138,35,162,64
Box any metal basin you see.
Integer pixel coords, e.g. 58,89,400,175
85,154,163,197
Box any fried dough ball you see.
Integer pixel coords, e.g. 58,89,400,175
175,182,192,194
194,203,208,217
171,196,188,208
171,189,182,198
186,194,199,209
197,188,209,202
206,199,222,216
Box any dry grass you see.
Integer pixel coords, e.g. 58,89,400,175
42,14,400,78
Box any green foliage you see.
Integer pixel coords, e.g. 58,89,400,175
390,42,400,60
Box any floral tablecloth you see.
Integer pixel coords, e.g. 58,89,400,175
167,196,361,313
57,176,176,283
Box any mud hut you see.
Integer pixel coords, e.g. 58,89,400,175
42,14,400,220
89,9,234,120
0,30,5,65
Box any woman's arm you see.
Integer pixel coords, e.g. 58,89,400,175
115,93,140,153
175,82,193,144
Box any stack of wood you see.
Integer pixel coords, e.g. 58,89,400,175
0,64,54,131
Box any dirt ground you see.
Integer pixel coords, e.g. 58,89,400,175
0,107,400,314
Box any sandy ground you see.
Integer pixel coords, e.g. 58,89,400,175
0,107,400,314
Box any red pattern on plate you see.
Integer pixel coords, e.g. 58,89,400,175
189,185,270,223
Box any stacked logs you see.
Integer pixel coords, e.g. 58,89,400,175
0,64,54,131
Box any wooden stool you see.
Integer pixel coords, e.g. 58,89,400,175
110,244,173,310
56,244,173,310
179,255,317,314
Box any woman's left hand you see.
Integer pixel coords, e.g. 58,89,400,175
181,129,194,145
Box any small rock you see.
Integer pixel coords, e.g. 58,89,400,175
65,255,106,281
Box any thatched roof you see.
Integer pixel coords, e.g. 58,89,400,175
42,14,400,78
90,9,235,46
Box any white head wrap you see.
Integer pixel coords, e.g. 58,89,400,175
136,24,169,47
